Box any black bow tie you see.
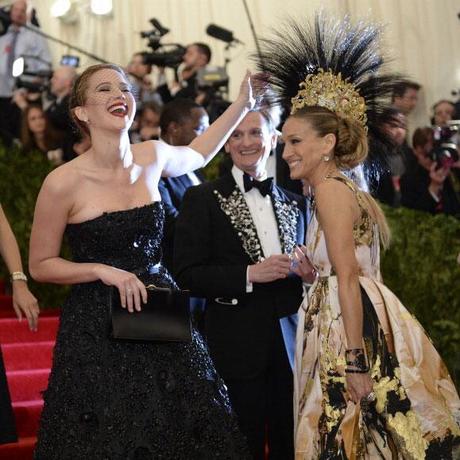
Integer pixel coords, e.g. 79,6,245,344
243,173,273,197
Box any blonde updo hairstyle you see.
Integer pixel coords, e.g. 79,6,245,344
291,106,390,248
69,63,129,137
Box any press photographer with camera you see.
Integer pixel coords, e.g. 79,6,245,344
12,64,81,163
156,42,212,104
400,126,460,217
0,0,51,142
126,52,163,110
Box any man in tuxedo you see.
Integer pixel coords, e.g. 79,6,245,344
158,98,209,271
174,109,307,459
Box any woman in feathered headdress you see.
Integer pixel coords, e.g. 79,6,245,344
256,14,460,459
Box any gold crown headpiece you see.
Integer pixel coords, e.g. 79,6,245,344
291,69,367,128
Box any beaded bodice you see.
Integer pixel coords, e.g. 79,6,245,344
65,202,164,275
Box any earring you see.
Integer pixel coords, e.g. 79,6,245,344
322,155,330,162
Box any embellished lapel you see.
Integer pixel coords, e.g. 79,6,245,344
271,186,300,255
213,175,264,263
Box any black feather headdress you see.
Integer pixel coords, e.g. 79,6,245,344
254,13,404,155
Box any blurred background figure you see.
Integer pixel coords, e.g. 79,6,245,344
367,108,408,206
431,99,456,127
0,0,51,143
401,127,460,217
13,65,78,161
157,98,209,271
126,51,162,109
20,104,62,162
129,101,162,143
391,80,421,116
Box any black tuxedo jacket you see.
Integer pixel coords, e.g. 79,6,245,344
159,171,204,271
174,173,307,380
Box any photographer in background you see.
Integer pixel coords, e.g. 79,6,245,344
400,127,460,217
0,0,51,142
157,42,212,104
13,65,78,163
126,52,163,110
431,99,456,127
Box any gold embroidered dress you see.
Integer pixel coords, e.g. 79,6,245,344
294,176,460,459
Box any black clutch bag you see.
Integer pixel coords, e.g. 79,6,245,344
109,284,192,342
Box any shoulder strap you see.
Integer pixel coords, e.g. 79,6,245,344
325,174,357,193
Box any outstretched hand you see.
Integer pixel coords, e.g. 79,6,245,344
237,71,270,110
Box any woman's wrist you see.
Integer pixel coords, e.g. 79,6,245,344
345,348,369,373
10,271,27,283
234,95,253,111
92,263,105,280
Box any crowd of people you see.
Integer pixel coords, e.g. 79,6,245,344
0,1,459,459
1,1,460,218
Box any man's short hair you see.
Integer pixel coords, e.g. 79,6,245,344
392,80,421,100
160,98,203,134
192,42,212,64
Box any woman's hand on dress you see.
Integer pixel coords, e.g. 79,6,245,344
95,265,147,313
12,282,40,331
290,245,316,283
346,372,373,404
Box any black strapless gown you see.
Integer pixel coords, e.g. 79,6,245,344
34,202,249,460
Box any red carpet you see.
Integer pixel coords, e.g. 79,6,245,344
0,286,59,460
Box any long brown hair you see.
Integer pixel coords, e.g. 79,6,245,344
20,104,62,153
292,106,391,249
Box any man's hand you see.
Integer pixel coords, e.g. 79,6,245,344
248,254,291,283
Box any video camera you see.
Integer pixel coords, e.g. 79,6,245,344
12,56,52,93
140,18,185,68
431,120,460,169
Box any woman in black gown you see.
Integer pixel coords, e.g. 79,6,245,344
29,64,258,459
0,204,39,444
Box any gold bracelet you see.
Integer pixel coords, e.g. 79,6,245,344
10,271,28,282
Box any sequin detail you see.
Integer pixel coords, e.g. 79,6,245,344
35,203,249,459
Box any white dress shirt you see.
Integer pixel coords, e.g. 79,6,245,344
232,166,282,292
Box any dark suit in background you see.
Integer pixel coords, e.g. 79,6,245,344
159,170,204,271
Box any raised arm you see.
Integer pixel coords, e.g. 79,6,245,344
159,72,259,177
315,179,373,403
0,204,39,330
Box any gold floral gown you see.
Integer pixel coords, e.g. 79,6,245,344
294,176,460,459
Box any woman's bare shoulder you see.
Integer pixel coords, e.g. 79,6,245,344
40,157,84,197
